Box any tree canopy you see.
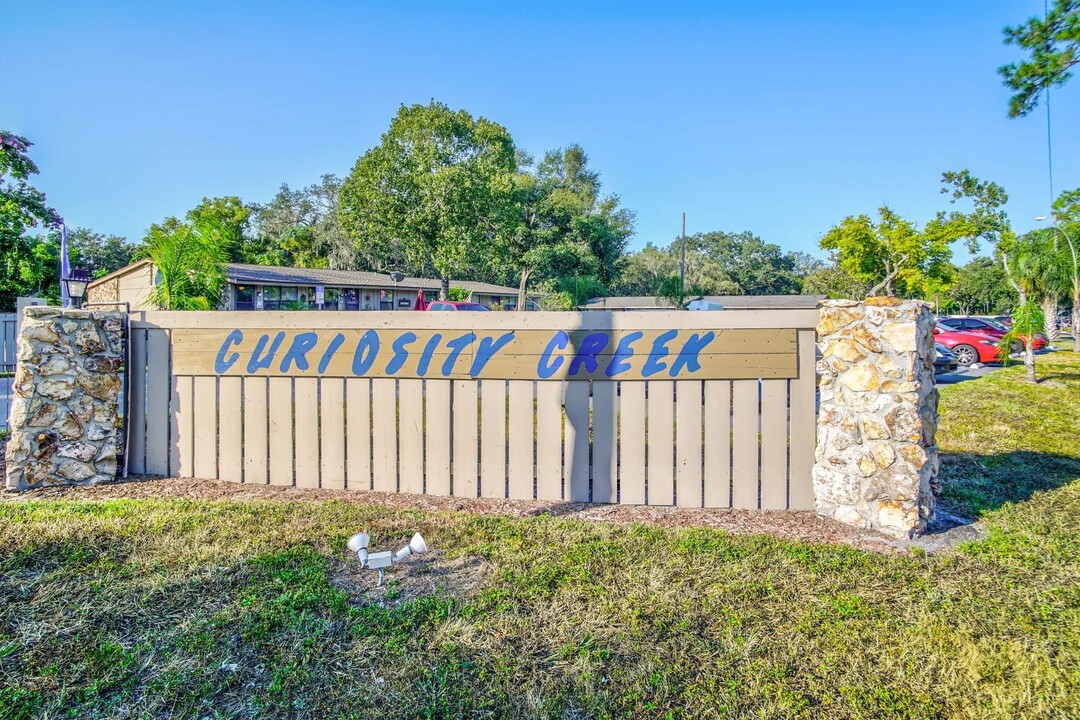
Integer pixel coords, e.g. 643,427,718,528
999,0,1080,117
338,101,520,298
1,132,64,309
819,206,956,297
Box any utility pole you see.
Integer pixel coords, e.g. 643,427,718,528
679,212,687,308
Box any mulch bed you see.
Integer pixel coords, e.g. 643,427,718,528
1,474,921,552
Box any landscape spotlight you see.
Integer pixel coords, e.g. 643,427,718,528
394,533,428,562
347,531,429,587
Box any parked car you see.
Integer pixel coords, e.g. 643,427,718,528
934,344,958,376
932,325,1007,366
426,301,490,311
940,316,1047,352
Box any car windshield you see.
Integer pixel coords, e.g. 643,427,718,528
983,319,1009,331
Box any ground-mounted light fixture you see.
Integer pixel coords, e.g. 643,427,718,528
347,531,428,586
63,268,90,309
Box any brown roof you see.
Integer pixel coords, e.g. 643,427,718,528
86,259,153,287
226,264,519,296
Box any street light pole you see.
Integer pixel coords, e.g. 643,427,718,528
679,212,686,308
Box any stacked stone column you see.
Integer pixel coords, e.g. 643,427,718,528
5,307,126,490
813,298,939,537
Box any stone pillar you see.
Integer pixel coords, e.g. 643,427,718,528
813,298,939,537
5,307,126,491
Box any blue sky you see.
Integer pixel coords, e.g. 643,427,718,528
7,1,1078,263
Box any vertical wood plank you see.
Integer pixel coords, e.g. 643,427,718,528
424,380,452,496
268,377,294,486
192,377,218,479
145,330,171,476
507,380,534,499
535,381,563,501
703,380,732,508
732,379,760,509
760,379,788,510
676,380,703,508
371,378,397,492
320,378,346,490
127,328,147,475
171,375,193,478
646,381,675,506
243,377,268,484
789,329,817,510
591,381,617,504
398,379,424,494
564,381,591,502
294,377,320,489
218,376,243,482
345,378,371,491
452,380,478,498
618,382,646,504
480,379,507,498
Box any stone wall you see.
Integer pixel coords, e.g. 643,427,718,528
813,298,939,537
86,278,119,305
5,307,126,491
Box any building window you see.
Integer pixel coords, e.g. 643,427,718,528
235,285,254,310
322,288,340,310
262,286,281,310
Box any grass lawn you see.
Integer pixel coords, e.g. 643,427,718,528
2,354,1079,719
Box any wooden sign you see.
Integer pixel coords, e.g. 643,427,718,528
169,327,799,380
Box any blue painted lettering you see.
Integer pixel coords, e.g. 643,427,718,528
441,333,476,376
279,332,319,372
568,332,610,377
537,331,569,379
215,329,243,373
668,331,715,377
386,332,418,374
247,332,285,374
469,332,515,377
416,333,443,376
352,330,380,376
317,333,346,374
641,329,678,378
604,331,643,378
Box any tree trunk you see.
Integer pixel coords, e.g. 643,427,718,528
1025,338,1036,384
1018,289,1037,384
1042,296,1059,341
517,268,531,312
1074,279,1080,354
440,276,449,301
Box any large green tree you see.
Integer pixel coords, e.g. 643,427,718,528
186,196,252,263
338,101,519,298
506,145,633,308
249,175,374,270
800,262,869,300
999,0,1080,117
944,257,1014,315
0,132,63,310
819,206,956,297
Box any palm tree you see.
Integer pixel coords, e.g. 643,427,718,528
139,217,228,310
999,230,1060,383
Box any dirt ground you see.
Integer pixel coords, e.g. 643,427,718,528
1,474,984,553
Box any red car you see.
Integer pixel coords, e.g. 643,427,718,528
932,325,1010,366
426,301,490,311
939,317,1047,352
